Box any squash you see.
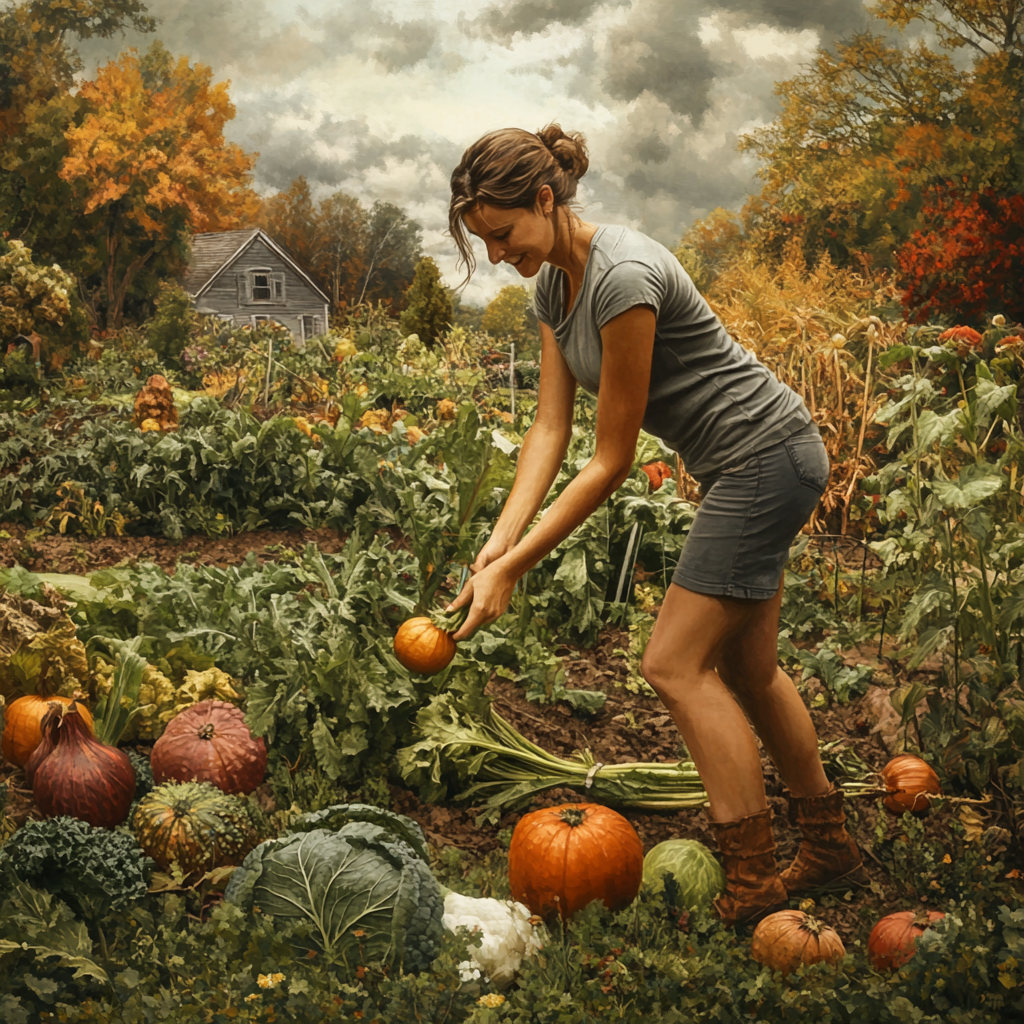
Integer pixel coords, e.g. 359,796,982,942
881,755,941,814
868,910,945,970
150,700,266,795
751,909,846,976
508,802,643,920
133,780,257,877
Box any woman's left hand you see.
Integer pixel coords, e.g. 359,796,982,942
446,560,518,641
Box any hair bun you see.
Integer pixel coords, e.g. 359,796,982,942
536,124,589,180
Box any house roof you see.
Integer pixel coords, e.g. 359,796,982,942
183,228,330,304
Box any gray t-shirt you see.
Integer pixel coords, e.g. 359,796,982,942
533,224,811,481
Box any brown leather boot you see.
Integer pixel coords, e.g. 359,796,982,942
710,807,790,927
780,787,870,896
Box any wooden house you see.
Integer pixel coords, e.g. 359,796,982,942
182,229,330,341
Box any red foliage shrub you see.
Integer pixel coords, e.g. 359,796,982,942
896,185,1024,324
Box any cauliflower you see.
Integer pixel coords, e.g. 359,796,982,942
442,892,546,989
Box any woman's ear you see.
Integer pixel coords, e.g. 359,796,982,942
535,183,555,216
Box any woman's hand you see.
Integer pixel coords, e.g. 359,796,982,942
446,559,518,641
471,535,514,573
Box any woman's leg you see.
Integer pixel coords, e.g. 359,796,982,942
640,582,772,822
715,583,830,800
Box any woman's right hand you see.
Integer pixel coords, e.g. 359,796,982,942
471,535,514,573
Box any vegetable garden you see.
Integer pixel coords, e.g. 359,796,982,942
1,291,1023,1023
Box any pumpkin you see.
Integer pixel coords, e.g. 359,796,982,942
508,802,643,920
31,702,135,828
151,699,266,795
751,909,846,977
2,694,94,768
394,607,466,675
133,780,257,877
868,910,946,970
881,755,941,814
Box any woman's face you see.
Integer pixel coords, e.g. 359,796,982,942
462,186,555,278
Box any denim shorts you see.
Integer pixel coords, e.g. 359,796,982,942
672,424,829,600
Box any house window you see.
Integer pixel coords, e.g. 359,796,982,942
251,315,273,327
252,271,271,301
301,315,323,340
237,269,285,304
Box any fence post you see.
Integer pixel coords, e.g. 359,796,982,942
510,340,516,419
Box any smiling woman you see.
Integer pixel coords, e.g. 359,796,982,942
445,124,868,929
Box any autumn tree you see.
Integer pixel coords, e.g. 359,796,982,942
740,1,1024,274
399,257,452,346
257,182,419,311
0,1,155,270
58,42,258,326
481,284,540,354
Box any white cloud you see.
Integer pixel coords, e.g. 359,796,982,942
76,0,872,301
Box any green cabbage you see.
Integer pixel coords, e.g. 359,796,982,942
224,816,443,974
642,839,726,911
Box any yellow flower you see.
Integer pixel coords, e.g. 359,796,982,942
477,993,505,1008
245,993,261,1002
256,973,285,989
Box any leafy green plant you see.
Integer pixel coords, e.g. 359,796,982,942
0,817,152,923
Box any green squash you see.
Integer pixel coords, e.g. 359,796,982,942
133,780,256,877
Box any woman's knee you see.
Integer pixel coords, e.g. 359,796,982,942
717,657,782,698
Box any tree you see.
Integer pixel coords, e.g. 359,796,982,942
739,1,1024,270
357,201,423,307
399,257,452,347
896,185,1024,323
315,191,370,309
481,285,539,353
257,176,320,274
58,42,258,326
0,1,156,272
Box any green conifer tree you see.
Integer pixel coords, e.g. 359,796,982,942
399,257,452,347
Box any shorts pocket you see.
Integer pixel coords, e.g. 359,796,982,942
784,434,830,492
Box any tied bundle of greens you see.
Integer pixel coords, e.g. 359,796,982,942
398,690,708,823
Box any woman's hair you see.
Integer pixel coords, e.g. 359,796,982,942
448,124,589,280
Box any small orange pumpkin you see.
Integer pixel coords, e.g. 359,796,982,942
868,910,945,970
751,909,846,976
393,607,466,675
2,694,94,768
508,802,644,920
881,755,941,814
641,460,673,491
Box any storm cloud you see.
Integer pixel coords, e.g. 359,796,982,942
76,0,879,303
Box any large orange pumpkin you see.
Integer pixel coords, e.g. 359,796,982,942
1,695,94,768
868,910,946,970
508,802,644,920
751,909,846,976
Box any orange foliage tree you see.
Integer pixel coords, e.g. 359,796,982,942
59,42,258,326
739,2,1023,276
896,185,1024,323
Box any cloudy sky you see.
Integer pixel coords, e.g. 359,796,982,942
80,0,885,304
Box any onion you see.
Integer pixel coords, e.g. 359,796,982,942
32,703,136,828
881,755,940,814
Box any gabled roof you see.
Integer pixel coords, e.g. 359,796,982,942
183,228,330,304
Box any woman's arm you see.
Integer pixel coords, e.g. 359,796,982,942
450,305,656,638
473,323,577,570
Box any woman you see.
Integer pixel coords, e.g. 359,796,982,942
445,125,866,926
